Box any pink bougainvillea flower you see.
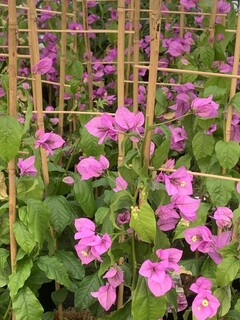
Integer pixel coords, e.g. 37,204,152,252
156,248,183,272
103,266,124,288
91,283,116,311
191,95,219,118
169,125,188,152
17,156,37,176
76,155,109,180
139,260,173,296
205,123,217,135
162,159,175,169
172,195,200,221
91,233,112,256
74,218,96,240
208,231,232,264
237,182,240,193
115,106,144,133
117,210,130,225
190,277,212,294
184,226,213,253
0,87,5,97
180,0,198,10
156,203,179,231
34,129,65,156
192,291,220,320
164,166,193,196
213,207,233,229
217,0,231,13
75,242,101,264
62,176,75,186
85,114,118,144
32,57,53,75
113,176,128,192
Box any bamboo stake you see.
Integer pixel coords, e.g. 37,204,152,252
143,0,161,168
225,7,240,240
179,5,185,38
209,0,218,45
58,0,67,137
82,0,94,109
8,1,18,319
18,28,135,34
117,0,125,309
133,0,140,114
124,0,134,99
135,65,240,80
8,0,17,285
27,0,49,187
72,0,78,54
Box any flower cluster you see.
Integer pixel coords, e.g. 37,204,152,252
184,226,232,264
76,155,109,180
74,218,112,264
139,248,182,297
91,266,124,311
156,167,200,230
190,277,220,320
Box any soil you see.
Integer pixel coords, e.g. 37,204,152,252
54,309,95,320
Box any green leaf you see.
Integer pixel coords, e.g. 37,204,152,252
200,45,214,67
56,250,85,280
155,89,168,116
108,300,132,320
215,141,240,170
26,265,51,295
17,176,44,203
152,139,170,169
42,312,54,320
216,256,240,287
73,175,96,218
13,220,36,254
203,86,227,100
132,277,166,320
27,202,51,248
51,288,68,306
130,203,156,244
206,178,234,206
12,286,44,320
181,64,198,83
71,59,83,80
192,131,215,160
0,115,22,161
213,287,231,317
80,128,104,157
95,207,109,225
175,154,192,169
0,248,9,269
230,91,240,107
37,256,73,291
44,196,74,235
180,258,205,277
201,258,217,279
74,273,102,310
22,94,33,136
8,257,33,299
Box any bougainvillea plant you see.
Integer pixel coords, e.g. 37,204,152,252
0,0,240,320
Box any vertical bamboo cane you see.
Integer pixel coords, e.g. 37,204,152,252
27,0,49,187
125,0,134,99
179,5,185,38
72,0,78,54
133,0,140,114
225,7,240,240
82,0,93,109
8,1,17,319
117,0,125,309
143,0,161,168
58,0,67,137
209,0,218,45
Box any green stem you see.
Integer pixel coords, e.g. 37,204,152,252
146,111,192,131
3,300,11,320
131,233,137,290
65,137,82,173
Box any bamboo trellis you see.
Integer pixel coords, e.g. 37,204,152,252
2,0,240,316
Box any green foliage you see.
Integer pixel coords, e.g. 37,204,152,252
74,273,102,310
73,174,96,217
215,141,240,170
132,277,166,320
192,131,215,160
216,256,240,287
206,178,235,206
130,203,156,243
152,139,170,169
0,115,22,161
